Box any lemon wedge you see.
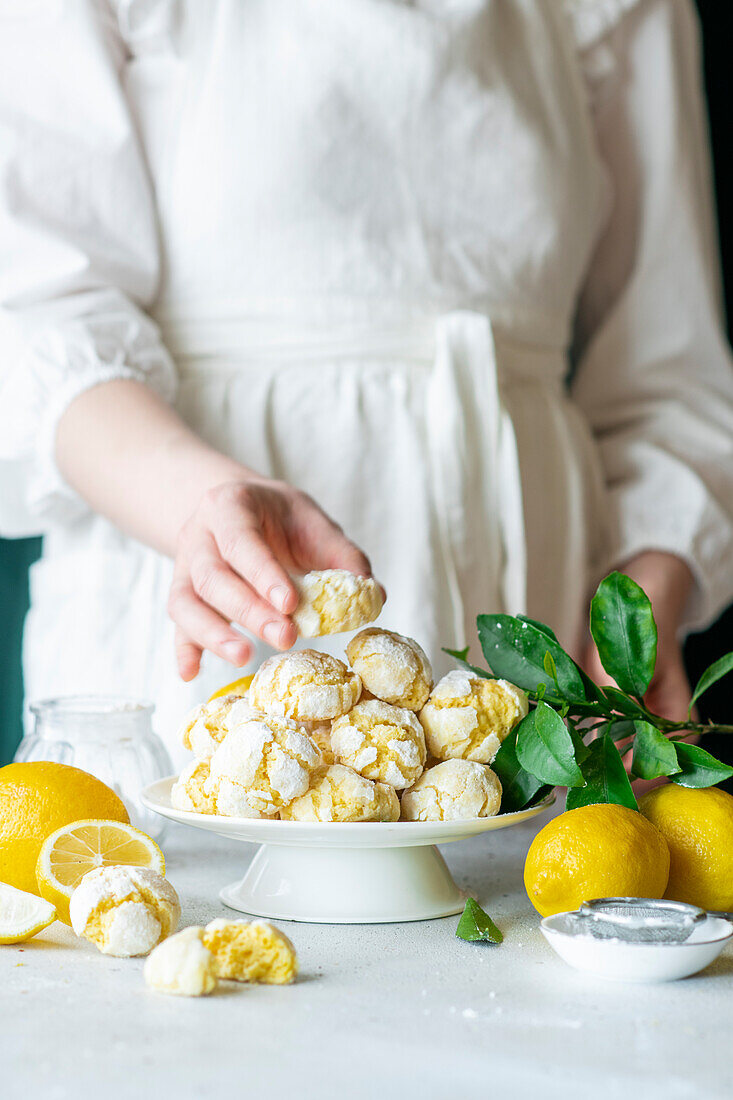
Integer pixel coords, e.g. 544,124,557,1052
0,881,56,943
36,819,165,925
208,674,254,702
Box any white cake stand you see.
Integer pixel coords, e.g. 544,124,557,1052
142,777,553,924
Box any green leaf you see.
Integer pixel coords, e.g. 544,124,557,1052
601,719,637,743
477,615,591,703
516,703,584,787
589,572,658,697
456,898,503,944
670,741,733,788
630,721,681,780
491,728,547,812
543,651,560,690
516,616,558,642
689,652,733,715
601,686,648,718
442,647,494,681
569,728,590,765
565,735,638,811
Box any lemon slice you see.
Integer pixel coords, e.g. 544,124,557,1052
208,674,254,702
0,882,56,944
36,819,165,925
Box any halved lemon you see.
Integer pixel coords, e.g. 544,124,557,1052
0,881,56,944
208,674,254,702
36,819,165,925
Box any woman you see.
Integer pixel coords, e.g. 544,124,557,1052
1,0,732,765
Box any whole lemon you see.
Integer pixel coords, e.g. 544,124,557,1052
524,803,670,916
0,762,129,894
639,784,733,911
208,674,254,702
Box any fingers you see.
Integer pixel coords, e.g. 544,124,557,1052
175,628,203,682
168,572,253,676
215,514,299,615
189,548,297,650
289,497,374,577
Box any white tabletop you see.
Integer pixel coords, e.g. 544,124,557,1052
3,816,732,1100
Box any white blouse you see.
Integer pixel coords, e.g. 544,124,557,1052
0,0,732,739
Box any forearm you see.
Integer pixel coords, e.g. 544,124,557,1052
55,379,247,556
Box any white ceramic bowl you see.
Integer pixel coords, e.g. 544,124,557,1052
143,776,553,924
541,911,733,983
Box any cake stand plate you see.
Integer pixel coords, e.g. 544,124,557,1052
142,777,553,924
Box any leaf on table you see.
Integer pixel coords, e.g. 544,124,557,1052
630,721,681,780
477,614,592,703
516,703,584,787
456,898,503,944
670,741,733,788
491,728,548,812
589,572,658,697
689,652,733,715
565,735,638,811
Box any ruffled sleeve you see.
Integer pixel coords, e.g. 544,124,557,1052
568,0,733,632
0,0,176,536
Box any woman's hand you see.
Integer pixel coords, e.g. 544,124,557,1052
169,477,374,680
54,380,376,683
581,550,694,722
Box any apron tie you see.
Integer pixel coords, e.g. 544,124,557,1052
427,311,528,648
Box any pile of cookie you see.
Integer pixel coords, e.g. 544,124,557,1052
171,571,528,823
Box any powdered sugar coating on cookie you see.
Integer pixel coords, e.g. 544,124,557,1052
70,866,180,957
206,714,320,816
178,693,260,762
401,759,502,821
171,759,217,814
303,721,336,765
331,699,426,789
144,926,217,996
346,628,433,710
280,764,400,822
418,670,528,764
293,570,383,637
249,649,361,722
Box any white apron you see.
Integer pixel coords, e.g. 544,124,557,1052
21,1,612,765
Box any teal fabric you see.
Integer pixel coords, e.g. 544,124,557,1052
0,537,41,764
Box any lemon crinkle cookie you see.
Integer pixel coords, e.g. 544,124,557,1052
305,721,336,765
250,649,361,722
70,866,180,957
293,569,383,637
331,699,426,789
178,693,260,761
401,759,502,821
203,919,298,983
280,764,400,822
144,926,218,996
207,714,320,817
418,670,528,764
171,760,217,814
346,628,433,711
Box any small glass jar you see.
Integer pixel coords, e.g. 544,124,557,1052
16,697,173,840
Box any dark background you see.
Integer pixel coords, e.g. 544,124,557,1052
0,0,731,766
680,0,733,785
